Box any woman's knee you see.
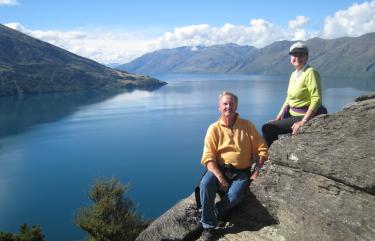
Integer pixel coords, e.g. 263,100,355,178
262,122,274,135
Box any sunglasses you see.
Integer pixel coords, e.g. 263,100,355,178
290,53,307,57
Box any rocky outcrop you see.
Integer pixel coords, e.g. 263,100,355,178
253,92,375,241
136,193,283,241
137,93,375,241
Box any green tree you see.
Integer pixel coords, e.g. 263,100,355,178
75,178,149,241
0,224,44,241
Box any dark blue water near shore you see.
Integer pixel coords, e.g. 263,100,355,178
0,74,373,241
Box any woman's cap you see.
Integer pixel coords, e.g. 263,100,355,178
289,42,309,55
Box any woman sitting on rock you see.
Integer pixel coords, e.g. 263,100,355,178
262,42,327,147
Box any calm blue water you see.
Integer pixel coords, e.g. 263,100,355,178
0,74,373,241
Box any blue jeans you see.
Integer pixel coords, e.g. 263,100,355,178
199,169,250,229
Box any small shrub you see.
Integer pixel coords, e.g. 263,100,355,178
75,178,149,241
0,224,44,241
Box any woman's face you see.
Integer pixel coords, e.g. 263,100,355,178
290,53,308,70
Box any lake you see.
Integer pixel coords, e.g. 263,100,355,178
0,74,373,241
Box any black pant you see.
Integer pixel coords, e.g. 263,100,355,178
262,116,303,147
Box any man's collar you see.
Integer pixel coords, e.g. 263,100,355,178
219,113,239,127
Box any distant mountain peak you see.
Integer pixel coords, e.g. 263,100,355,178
190,45,204,51
117,33,375,78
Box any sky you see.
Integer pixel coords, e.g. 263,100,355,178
1,0,375,64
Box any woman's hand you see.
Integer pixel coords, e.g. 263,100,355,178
275,114,282,121
291,120,305,134
267,114,282,123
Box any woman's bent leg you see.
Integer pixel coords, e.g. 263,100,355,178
262,116,302,146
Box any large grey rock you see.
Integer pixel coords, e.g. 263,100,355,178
137,93,375,241
253,93,375,241
136,192,283,241
135,194,200,241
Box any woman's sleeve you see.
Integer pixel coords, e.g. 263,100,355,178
278,74,292,116
306,69,322,112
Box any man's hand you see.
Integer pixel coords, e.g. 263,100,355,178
250,156,267,182
250,169,259,181
217,175,229,192
206,161,229,192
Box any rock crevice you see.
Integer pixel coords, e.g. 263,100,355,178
272,159,373,195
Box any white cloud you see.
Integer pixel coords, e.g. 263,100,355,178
0,0,19,6
5,19,317,64
288,16,310,29
147,16,315,52
323,0,375,38
4,2,375,64
4,22,27,32
5,23,151,64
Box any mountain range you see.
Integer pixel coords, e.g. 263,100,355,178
117,33,375,79
0,24,165,96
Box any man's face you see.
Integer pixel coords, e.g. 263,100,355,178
218,95,237,119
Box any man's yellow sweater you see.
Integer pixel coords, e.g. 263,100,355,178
201,115,268,170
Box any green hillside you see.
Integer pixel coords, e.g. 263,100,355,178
0,24,165,96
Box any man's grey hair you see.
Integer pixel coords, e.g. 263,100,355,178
218,91,238,104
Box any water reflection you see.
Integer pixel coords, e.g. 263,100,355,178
323,76,375,91
0,87,163,140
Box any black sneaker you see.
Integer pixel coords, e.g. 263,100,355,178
217,211,232,228
199,228,214,241
216,219,227,228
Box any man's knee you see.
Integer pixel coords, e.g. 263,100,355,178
227,178,249,207
200,171,217,190
228,192,244,207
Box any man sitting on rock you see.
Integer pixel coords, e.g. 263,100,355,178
198,91,268,241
